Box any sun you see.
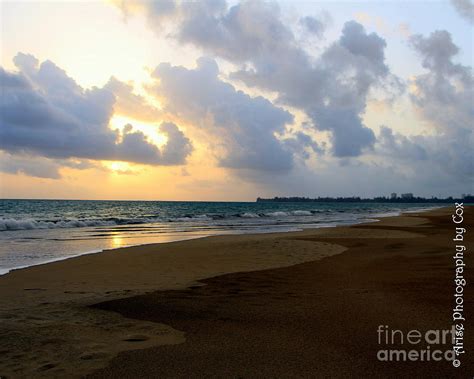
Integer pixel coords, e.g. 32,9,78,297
108,161,130,172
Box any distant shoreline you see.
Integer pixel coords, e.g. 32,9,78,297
257,196,473,203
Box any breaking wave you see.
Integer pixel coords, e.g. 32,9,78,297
0,210,318,231
0,218,117,231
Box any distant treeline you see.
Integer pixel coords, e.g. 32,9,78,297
256,196,474,203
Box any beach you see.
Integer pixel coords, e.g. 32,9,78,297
2,0,472,376
0,206,472,377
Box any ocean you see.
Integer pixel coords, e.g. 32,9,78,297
0,199,440,275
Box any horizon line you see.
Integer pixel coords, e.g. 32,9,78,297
0,195,469,203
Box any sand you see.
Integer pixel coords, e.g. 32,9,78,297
0,206,472,377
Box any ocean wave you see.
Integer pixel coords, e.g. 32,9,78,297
292,210,312,216
265,210,313,217
0,218,118,231
0,210,323,231
173,214,214,222
265,211,289,217
240,212,260,218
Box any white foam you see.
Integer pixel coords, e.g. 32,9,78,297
0,218,117,231
241,212,260,218
174,214,213,222
292,210,312,216
265,211,291,217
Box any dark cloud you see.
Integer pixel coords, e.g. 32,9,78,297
376,125,473,190
0,54,192,169
451,0,474,24
282,131,323,160
300,16,324,36
232,20,388,157
299,16,326,38
378,126,428,161
410,30,461,74
159,122,194,165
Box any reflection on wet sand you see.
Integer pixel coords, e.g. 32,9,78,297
110,234,124,250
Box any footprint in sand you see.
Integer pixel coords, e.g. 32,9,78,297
37,362,57,371
123,334,150,342
64,291,88,294
80,352,108,360
0,313,17,319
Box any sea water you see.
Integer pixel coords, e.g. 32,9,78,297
0,199,440,275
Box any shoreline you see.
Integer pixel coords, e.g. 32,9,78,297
0,205,441,276
1,206,471,377
0,234,208,277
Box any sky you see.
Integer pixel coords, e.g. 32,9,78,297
0,0,472,201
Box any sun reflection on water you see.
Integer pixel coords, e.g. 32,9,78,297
110,234,124,250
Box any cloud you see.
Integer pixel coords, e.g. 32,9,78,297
117,1,402,158
125,0,295,63
0,152,98,179
151,57,301,171
376,30,474,180
451,0,474,24
409,31,473,134
0,152,62,179
367,31,474,188
105,1,473,194
104,77,162,122
410,30,461,74
299,12,332,38
158,122,194,164
117,0,178,27
239,25,472,189
377,126,427,161
283,131,324,160
232,20,389,157
376,125,473,187
0,53,192,168
300,16,325,37
114,122,192,165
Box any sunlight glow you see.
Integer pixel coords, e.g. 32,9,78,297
108,161,130,172
110,115,168,147
110,233,124,249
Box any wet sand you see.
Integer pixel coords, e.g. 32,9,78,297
1,207,472,377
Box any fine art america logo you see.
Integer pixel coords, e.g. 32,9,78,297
376,325,456,363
